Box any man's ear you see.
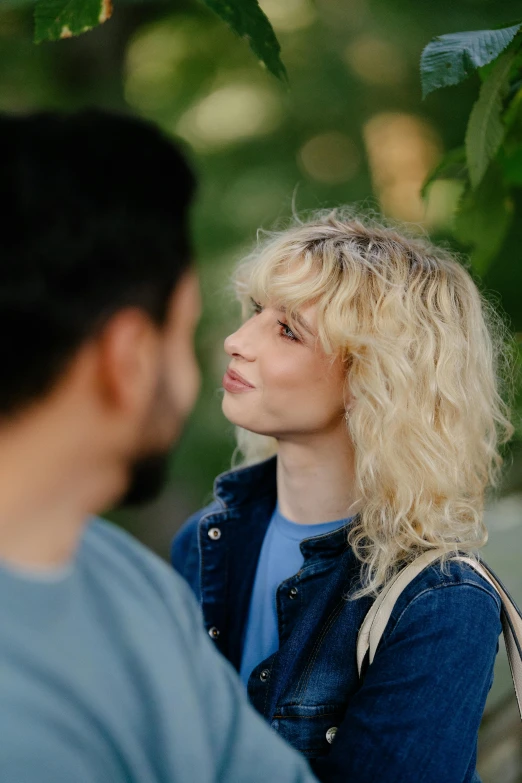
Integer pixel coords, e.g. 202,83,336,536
166,269,201,333
96,308,160,416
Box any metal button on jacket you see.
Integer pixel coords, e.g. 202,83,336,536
288,586,298,599
326,727,338,744
208,626,220,640
208,527,221,540
259,669,270,682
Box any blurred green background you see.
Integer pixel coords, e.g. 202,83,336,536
1,0,521,773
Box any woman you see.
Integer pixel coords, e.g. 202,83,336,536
171,211,515,782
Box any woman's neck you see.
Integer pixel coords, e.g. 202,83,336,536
276,428,359,525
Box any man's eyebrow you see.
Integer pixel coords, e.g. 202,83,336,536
280,307,315,336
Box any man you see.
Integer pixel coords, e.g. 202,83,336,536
0,110,317,783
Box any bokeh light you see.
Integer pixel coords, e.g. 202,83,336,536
259,0,317,33
363,112,442,224
298,131,361,184
124,17,214,114
176,82,283,151
344,35,408,86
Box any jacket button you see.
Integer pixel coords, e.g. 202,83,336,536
326,727,338,744
208,626,220,640
208,527,221,540
288,587,298,599
259,669,270,682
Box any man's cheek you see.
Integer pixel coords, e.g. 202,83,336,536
173,347,200,417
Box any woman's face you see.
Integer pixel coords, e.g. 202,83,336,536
222,300,347,440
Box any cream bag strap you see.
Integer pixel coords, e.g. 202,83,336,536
356,549,522,720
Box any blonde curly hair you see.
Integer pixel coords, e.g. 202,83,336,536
231,209,515,597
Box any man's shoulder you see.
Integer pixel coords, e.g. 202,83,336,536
82,517,196,620
84,516,164,572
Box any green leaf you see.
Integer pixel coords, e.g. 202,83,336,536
202,0,287,83
421,146,467,199
34,0,112,43
420,23,521,99
465,48,517,189
453,165,513,274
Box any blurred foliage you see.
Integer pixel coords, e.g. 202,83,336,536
29,0,287,80
421,24,522,273
1,0,522,533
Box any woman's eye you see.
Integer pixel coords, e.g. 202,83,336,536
249,299,298,341
277,320,298,342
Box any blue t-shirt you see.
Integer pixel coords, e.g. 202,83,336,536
240,506,351,685
0,518,316,783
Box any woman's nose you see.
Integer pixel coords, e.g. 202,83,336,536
224,318,256,361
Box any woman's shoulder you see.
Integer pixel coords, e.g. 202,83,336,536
383,556,502,642
420,556,500,599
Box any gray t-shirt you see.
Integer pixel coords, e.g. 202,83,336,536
0,519,316,783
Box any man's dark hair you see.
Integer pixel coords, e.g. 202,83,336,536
0,109,196,415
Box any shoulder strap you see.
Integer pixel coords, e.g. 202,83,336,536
356,550,522,720
356,549,444,674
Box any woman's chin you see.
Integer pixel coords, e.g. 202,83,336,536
221,400,264,434
221,395,250,427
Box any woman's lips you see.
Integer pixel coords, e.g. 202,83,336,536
222,368,255,393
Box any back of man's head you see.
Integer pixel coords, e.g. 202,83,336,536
0,110,196,417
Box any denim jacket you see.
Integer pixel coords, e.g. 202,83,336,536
171,457,502,783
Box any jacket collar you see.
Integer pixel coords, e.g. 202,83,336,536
213,456,278,509
213,456,355,557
